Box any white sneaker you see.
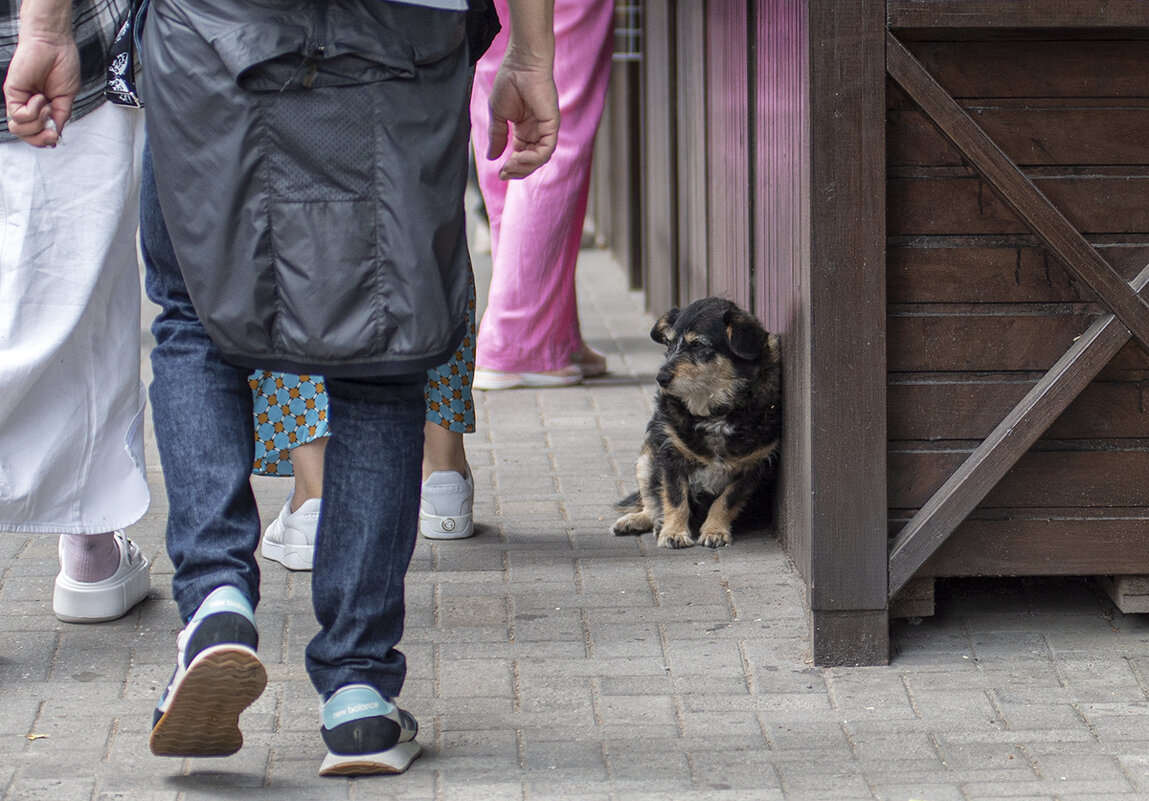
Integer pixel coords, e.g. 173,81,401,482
261,493,320,571
419,470,474,540
53,531,150,623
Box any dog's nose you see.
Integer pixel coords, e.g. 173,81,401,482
656,368,672,387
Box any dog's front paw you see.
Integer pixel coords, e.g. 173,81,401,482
613,511,655,536
656,528,695,549
697,526,733,549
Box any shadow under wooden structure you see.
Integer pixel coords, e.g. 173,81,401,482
594,0,1149,665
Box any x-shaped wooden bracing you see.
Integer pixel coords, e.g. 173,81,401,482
884,33,1149,598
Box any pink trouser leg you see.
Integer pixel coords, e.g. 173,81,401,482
470,0,614,373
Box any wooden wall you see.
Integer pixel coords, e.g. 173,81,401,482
886,28,1149,580
755,0,812,596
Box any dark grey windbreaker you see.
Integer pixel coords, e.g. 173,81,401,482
139,0,473,377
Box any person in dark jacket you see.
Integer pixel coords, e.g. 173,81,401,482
135,0,558,776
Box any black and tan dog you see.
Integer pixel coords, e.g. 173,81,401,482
612,298,781,549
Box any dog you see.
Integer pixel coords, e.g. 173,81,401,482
612,298,781,549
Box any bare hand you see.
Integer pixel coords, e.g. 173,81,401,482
4,28,80,147
486,50,560,180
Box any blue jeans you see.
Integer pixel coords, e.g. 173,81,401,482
140,145,425,699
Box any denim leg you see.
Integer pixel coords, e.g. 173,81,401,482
306,376,426,699
140,144,262,622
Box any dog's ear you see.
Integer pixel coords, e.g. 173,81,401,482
724,307,770,360
651,308,680,345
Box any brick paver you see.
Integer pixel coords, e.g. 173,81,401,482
4,248,1149,800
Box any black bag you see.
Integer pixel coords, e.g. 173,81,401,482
466,0,500,65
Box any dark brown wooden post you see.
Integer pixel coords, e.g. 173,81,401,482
803,0,889,665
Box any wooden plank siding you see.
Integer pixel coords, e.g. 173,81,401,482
756,0,812,593
591,60,644,287
674,1,709,302
885,21,1149,596
639,0,678,313
887,1,1149,30
705,0,753,307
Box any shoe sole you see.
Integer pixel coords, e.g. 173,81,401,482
473,369,582,391
319,740,422,776
261,517,315,571
53,560,150,623
260,536,314,571
419,509,474,540
149,645,268,757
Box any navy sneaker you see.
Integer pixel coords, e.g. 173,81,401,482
149,585,267,757
318,684,421,776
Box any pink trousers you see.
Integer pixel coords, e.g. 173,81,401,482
469,0,614,373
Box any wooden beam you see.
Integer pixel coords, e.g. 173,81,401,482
889,265,1149,597
888,1,1149,29
885,32,1149,353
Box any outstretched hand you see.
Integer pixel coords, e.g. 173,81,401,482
4,25,79,147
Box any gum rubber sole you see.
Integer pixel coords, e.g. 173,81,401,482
149,646,267,757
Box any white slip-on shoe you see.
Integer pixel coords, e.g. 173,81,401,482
261,493,320,571
419,470,474,540
53,531,150,623
472,365,583,391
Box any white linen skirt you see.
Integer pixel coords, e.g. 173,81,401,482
0,102,149,534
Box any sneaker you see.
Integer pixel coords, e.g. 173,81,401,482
419,470,474,540
150,586,267,757
53,531,150,623
318,684,421,776
261,493,320,571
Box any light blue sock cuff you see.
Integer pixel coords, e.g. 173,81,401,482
322,684,395,730
192,585,255,625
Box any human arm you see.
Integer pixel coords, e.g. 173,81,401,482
485,0,559,180
3,0,78,147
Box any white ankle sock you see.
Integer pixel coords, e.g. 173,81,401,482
59,533,121,582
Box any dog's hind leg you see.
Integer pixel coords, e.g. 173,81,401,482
612,450,657,536
613,510,655,536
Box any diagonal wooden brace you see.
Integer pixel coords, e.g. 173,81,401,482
885,32,1149,352
889,265,1149,597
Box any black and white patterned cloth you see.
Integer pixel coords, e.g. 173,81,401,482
1,0,130,143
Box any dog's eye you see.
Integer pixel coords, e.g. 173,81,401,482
690,342,716,359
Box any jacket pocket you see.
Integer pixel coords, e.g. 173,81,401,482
210,2,464,91
270,199,386,360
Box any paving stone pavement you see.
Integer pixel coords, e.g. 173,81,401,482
5,247,1149,801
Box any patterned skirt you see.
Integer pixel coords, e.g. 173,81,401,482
250,274,477,476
